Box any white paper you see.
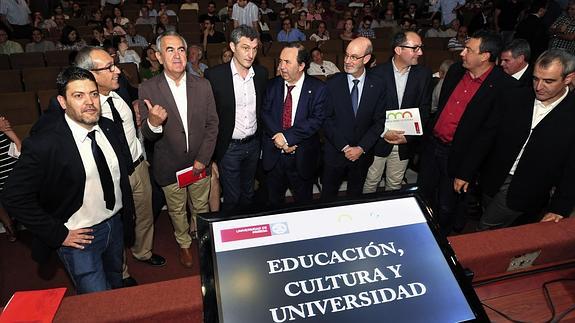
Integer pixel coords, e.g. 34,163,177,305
384,108,423,136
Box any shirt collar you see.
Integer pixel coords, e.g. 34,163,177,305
535,86,569,108
284,72,305,88
512,64,529,81
230,59,255,79
391,57,411,75
64,114,100,144
99,90,120,103
467,65,494,83
347,69,366,83
164,72,186,87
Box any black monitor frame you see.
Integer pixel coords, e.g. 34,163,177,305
197,191,489,323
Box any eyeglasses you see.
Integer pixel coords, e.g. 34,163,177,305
91,63,117,72
344,53,368,62
400,45,424,52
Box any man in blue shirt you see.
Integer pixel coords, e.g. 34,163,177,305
277,17,306,42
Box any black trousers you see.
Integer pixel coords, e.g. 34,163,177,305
267,154,313,206
321,154,371,200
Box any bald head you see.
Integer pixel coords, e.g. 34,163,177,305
344,37,373,78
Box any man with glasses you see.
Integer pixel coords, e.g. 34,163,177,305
321,37,386,199
364,31,432,194
307,47,340,77
357,16,376,39
277,17,306,42
205,25,268,212
139,31,218,267
74,46,166,285
417,30,518,236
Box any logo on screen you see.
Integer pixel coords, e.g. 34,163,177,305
271,222,289,235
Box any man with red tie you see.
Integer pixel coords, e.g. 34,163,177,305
261,43,327,205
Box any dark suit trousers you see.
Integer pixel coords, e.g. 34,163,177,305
417,137,466,236
219,137,260,211
321,155,371,200
267,154,313,206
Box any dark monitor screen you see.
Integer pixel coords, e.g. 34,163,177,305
198,193,488,323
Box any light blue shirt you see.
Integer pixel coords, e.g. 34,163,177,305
277,28,306,42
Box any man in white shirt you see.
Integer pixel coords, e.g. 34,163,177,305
2,67,136,294
307,47,340,77
500,39,533,88
455,49,575,229
232,0,259,30
0,0,32,38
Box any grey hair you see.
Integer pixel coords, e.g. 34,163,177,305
230,25,259,45
73,46,103,70
503,38,531,62
188,44,203,59
155,31,188,52
535,49,575,78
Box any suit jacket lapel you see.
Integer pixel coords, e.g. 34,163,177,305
294,77,310,124
225,63,237,118
186,74,199,131
402,67,418,108
385,63,399,108
357,74,376,119
339,75,356,121
158,74,185,130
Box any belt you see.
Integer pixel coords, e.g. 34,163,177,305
133,155,145,168
230,134,257,144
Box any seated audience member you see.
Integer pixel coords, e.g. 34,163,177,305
447,25,468,51
549,1,575,54
288,0,307,14
295,10,311,30
425,18,443,37
307,47,340,76
454,49,575,229
308,0,325,21
158,1,178,17
218,0,234,22
443,18,460,38
155,14,176,34
181,0,199,11
33,11,57,32
336,10,353,29
202,17,226,51
357,15,376,39
500,39,533,87
378,9,399,29
220,46,233,64
139,45,162,81
103,16,126,37
310,21,330,42
432,59,454,113
259,0,275,19
57,25,86,51
339,18,357,40
277,18,306,42
143,0,159,17
186,44,208,77
87,9,104,26
26,28,56,52
113,6,130,26
125,23,149,48
135,6,156,26
90,26,111,47
117,39,141,67
275,9,289,32
70,2,84,19
0,116,21,242
200,1,221,23
0,28,23,55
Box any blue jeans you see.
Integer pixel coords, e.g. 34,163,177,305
219,137,260,211
57,214,124,294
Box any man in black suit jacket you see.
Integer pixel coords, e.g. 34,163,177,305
455,49,575,229
205,25,268,211
500,38,534,88
514,0,549,64
2,67,135,294
417,30,518,235
364,31,432,193
261,43,327,205
322,37,386,199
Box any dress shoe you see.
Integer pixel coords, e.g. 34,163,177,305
179,247,193,268
122,276,138,288
135,253,166,267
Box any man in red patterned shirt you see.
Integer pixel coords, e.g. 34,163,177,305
417,30,518,236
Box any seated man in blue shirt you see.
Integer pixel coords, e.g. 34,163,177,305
276,17,306,42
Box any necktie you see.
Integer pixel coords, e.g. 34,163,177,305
107,97,126,138
282,85,295,130
351,79,359,116
87,130,115,211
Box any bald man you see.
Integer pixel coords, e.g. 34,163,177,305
321,37,386,199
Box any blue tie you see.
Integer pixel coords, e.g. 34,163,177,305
351,79,359,116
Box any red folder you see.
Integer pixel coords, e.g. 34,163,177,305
0,287,66,323
176,166,208,188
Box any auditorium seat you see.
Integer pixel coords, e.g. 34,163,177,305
22,67,61,92
265,41,283,57
375,27,394,41
9,52,45,69
322,52,338,68
424,37,450,50
37,89,58,112
118,62,140,87
135,24,154,42
180,31,202,48
0,92,39,139
45,50,73,67
205,42,227,59
423,49,460,72
319,39,343,54
178,22,201,34
0,54,10,70
179,10,199,23
0,70,23,93
255,56,275,78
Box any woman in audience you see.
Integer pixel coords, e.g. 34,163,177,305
155,13,176,34
103,15,127,37
220,46,233,64
117,39,141,67
57,25,86,50
140,45,162,81
295,10,311,30
0,116,21,242
339,18,357,40
307,0,325,21
89,26,111,47
336,10,353,29
113,6,130,26
310,21,330,42
87,9,104,26
550,1,575,54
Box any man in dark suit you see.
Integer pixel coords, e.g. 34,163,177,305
2,67,135,294
514,0,549,64
364,31,432,193
204,25,268,211
417,30,518,235
500,38,534,87
321,37,386,199
139,31,219,268
261,42,327,205
455,49,575,229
